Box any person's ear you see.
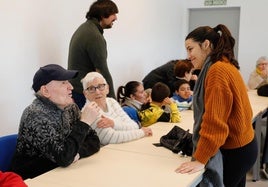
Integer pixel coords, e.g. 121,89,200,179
40,85,50,98
130,94,135,99
203,39,210,49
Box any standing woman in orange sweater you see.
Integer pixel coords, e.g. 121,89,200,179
175,24,258,187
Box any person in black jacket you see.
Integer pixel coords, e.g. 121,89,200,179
142,60,178,95
142,59,199,95
11,64,101,179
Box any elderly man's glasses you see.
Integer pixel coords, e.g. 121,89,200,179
86,84,106,93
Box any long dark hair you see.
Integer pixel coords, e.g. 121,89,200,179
117,81,142,104
186,24,239,69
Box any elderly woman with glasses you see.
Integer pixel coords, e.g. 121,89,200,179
248,56,268,89
81,72,152,146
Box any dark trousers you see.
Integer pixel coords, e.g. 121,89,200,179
221,136,258,187
72,91,86,110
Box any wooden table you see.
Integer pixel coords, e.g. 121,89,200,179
25,148,203,187
104,113,193,158
247,89,268,117
25,111,203,187
25,90,267,186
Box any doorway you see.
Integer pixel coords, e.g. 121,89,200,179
188,7,240,58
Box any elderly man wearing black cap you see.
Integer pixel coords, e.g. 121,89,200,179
11,64,101,180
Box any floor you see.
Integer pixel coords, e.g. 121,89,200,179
246,171,267,187
246,119,268,186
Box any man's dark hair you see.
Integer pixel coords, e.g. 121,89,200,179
86,0,119,21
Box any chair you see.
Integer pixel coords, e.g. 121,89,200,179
252,109,268,181
0,134,18,171
261,113,268,178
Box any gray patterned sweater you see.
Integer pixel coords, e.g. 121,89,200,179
11,95,100,179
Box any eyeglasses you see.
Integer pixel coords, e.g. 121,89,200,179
258,63,268,66
86,84,106,93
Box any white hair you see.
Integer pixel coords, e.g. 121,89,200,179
256,56,268,66
81,72,107,90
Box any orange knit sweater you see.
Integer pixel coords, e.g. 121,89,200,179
194,60,255,164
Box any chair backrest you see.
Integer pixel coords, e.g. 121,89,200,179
261,112,268,164
0,134,18,171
